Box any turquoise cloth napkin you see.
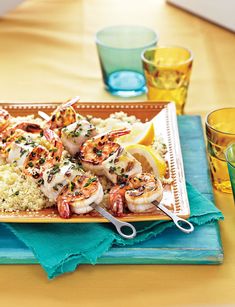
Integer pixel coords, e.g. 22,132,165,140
4,182,223,279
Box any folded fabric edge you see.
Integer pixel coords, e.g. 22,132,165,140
186,182,224,218
3,222,116,279
48,235,115,279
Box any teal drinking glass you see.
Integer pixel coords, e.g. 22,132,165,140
96,25,158,97
226,143,235,202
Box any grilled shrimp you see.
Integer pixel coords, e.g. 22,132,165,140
61,119,97,156
43,128,63,162
79,128,131,175
57,174,103,218
4,126,61,166
1,123,43,160
6,134,38,166
1,130,24,156
0,122,42,145
11,122,42,134
23,129,63,179
0,109,10,133
1,122,42,140
45,97,79,134
23,145,50,179
109,173,163,215
0,122,42,156
125,173,163,213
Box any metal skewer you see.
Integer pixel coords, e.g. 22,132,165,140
38,111,50,121
152,200,194,233
63,96,80,108
91,203,136,239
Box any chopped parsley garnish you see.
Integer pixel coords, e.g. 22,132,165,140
25,141,36,147
38,178,44,185
96,150,102,157
52,183,63,189
93,147,102,157
53,185,59,191
20,149,27,157
109,166,116,173
15,136,26,144
47,164,60,182
85,128,93,138
84,177,97,187
70,181,75,192
68,127,82,138
50,164,60,175
39,158,46,165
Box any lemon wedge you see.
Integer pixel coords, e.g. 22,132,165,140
117,121,155,147
125,144,167,178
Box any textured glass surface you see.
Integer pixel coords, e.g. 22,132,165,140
96,25,157,97
142,46,193,114
206,108,235,193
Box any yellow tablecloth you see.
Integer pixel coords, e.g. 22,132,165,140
0,1,235,306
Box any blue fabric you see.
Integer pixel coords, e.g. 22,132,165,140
4,184,223,280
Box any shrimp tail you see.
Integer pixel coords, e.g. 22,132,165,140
43,128,63,162
57,199,72,219
108,128,131,140
43,128,59,142
109,184,127,217
45,99,78,132
14,122,43,134
112,194,124,217
0,109,11,133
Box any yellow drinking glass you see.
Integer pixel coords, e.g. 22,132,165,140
141,46,193,115
206,108,235,193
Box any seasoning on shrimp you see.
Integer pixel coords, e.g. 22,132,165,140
109,173,163,216
57,174,103,218
79,128,131,175
45,102,77,133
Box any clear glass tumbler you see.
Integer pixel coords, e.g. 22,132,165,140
96,25,158,97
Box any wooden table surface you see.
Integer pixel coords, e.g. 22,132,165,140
0,0,234,306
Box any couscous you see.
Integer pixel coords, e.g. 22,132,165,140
0,164,51,211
